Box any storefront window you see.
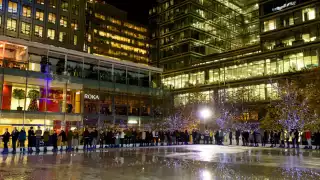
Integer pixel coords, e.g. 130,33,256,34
66,83,82,114
46,81,65,113
99,92,112,115
26,79,46,112
128,95,140,116
114,94,127,115
84,90,100,114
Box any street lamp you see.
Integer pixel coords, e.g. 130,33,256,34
200,108,212,131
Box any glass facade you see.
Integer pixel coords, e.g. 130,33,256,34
0,39,162,134
150,0,260,70
162,48,318,89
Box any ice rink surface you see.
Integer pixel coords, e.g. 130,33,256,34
0,145,320,180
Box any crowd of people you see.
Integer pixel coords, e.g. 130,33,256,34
1,127,320,154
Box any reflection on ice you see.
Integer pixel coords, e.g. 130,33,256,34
164,145,247,162
0,145,319,179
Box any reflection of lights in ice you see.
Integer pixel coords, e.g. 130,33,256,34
201,169,212,180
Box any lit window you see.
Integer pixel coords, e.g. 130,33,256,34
263,19,276,32
49,0,56,8
6,18,16,31
36,0,44,5
21,22,31,35
0,0,2,10
74,35,77,45
34,25,43,37
71,19,78,30
72,5,79,15
61,0,68,11
22,6,32,18
60,16,68,27
47,29,55,40
59,32,66,42
48,13,56,24
87,34,91,42
94,13,105,20
302,8,316,21
8,1,17,14
36,9,44,21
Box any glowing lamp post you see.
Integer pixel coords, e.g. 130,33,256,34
200,108,212,132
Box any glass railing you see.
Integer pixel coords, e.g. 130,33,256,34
2,58,155,88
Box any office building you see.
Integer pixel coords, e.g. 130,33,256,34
0,0,162,133
150,0,320,120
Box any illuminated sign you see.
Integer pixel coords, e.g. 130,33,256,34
272,1,296,12
84,94,100,100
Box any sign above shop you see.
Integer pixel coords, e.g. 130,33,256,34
84,94,100,100
272,1,296,12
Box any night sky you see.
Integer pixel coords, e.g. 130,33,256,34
107,0,157,25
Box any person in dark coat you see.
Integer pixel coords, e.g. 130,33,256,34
11,127,19,154
315,130,320,150
18,128,27,153
235,130,240,146
83,128,90,150
2,128,10,154
229,131,233,145
99,130,105,148
263,130,268,147
184,130,189,145
132,129,137,147
28,127,35,153
52,130,58,152
59,130,67,151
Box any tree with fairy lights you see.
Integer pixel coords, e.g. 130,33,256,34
214,87,253,131
161,88,208,131
268,79,317,131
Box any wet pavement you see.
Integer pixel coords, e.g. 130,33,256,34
0,145,320,180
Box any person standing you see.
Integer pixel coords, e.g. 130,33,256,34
294,130,299,148
28,127,35,153
83,128,90,150
67,129,73,151
92,128,98,149
280,130,285,148
11,127,19,154
99,129,105,148
209,130,213,144
18,128,26,153
305,130,312,149
2,128,10,154
52,130,58,152
315,130,320,150
73,129,79,151
263,130,268,147
235,130,240,146
229,131,233,145
141,130,146,147
120,129,125,147
35,126,42,152
285,130,290,148
43,129,50,152
59,130,67,151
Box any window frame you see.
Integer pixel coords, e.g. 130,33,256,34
21,22,31,35
34,25,43,37
22,5,32,18
35,9,44,21
6,18,17,31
